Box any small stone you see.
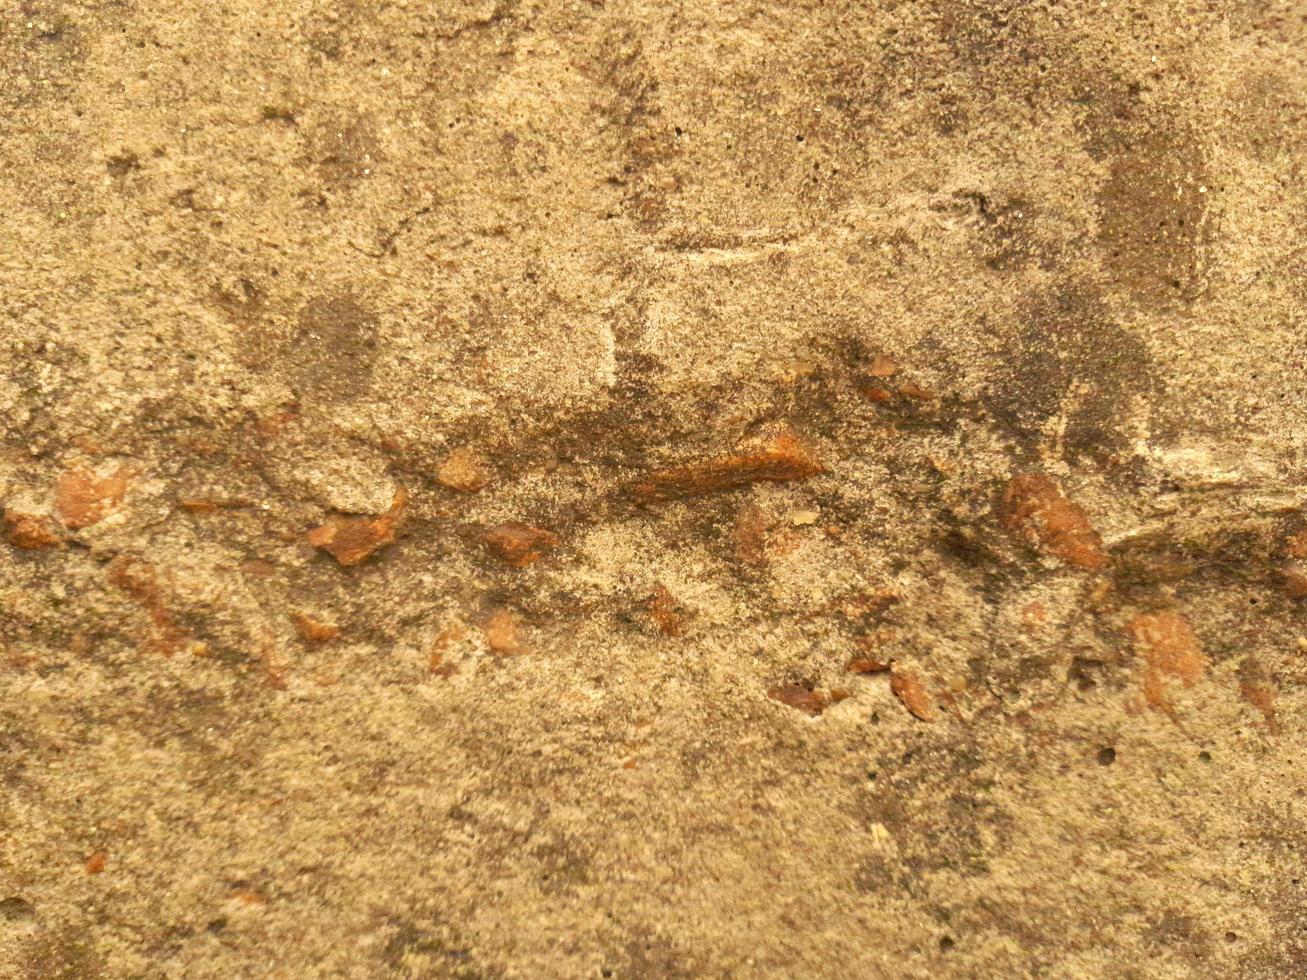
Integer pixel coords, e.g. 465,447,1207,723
84,851,108,875
483,521,560,568
858,385,893,402
307,487,407,567
628,422,824,502
1284,527,1307,559
436,448,489,493
3,510,62,549
291,611,339,644
846,656,891,674
1125,610,1208,714
55,463,130,529
787,509,820,527
890,668,935,721
1001,473,1108,571
648,584,685,637
768,683,840,716
484,607,524,653
868,353,898,377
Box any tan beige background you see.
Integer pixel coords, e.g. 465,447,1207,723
2,1,1306,977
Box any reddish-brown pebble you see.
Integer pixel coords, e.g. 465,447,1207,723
483,521,560,568
1001,473,1108,571
629,423,824,502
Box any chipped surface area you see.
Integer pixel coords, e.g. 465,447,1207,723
2,1,1306,977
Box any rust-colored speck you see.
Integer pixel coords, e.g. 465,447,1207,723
858,385,894,402
1282,562,1307,599
648,584,685,637
429,625,465,676
897,382,935,400
84,850,108,875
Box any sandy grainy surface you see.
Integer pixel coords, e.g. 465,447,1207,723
2,1,1306,977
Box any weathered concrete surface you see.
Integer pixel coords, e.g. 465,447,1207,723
2,1,1305,977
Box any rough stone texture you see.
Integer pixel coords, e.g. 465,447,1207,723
1,2,1305,977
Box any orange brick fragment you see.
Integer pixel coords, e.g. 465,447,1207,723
767,684,845,716
1001,473,1108,571
291,611,339,644
629,423,824,503
3,510,62,549
1238,656,1279,733
483,521,560,568
84,850,108,875
890,668,936,721
436,448,489,493
55,463,130,529
307,487,407,567
1126,610,1208,713
897,383,935,400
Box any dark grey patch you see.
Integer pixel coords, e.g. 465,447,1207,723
945,190,1045,270
532,834,594,896
1094,118,1210,308
381,917,488,979
285,292,379,402
310,114,383,190
936,1,1045,79
1143,910,1209,958
105,150,140,179
22,925,104,979
604,933,695,980
986,285,1158,460
0,896,34,921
